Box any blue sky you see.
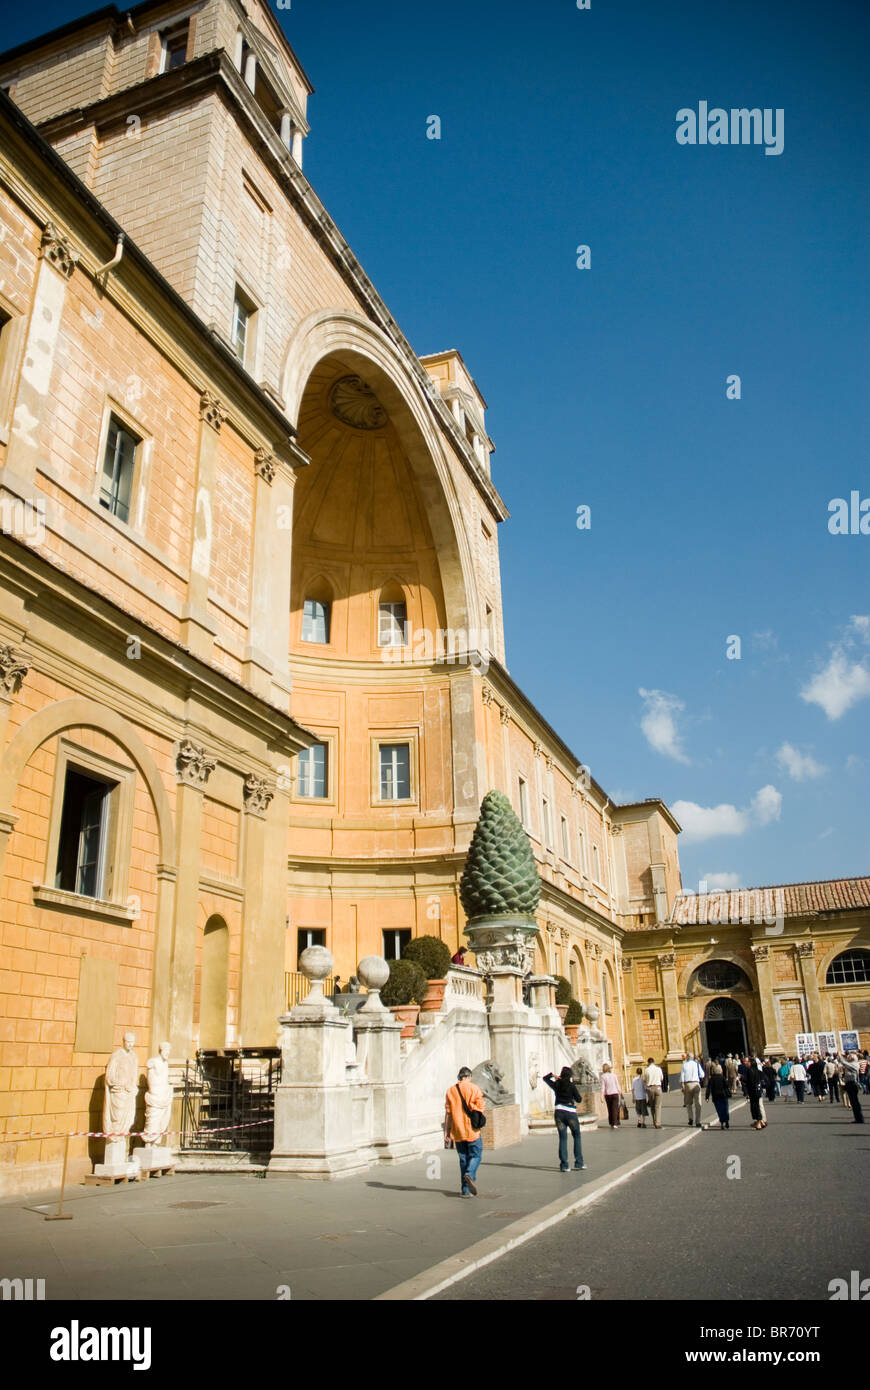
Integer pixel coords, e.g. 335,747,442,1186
7,0,869,892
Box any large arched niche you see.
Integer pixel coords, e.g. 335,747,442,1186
282,311,479,652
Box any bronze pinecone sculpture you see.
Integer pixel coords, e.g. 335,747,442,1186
460,789,541,921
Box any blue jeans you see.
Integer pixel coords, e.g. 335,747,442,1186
455,1137,483,1191
554,1110,584,1168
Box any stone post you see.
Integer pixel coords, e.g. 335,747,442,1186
351,957,416,1162
751,942,784,1054
269,947,363,1178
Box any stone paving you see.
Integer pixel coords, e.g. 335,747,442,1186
0,1093,699,1301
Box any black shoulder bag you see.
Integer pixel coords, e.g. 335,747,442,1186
456,1083,486,1131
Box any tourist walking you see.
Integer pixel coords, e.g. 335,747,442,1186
543,1067,587,1170
808,1053,827,1102
600,1062,623,1128
680,1052,705,1128
443,1066,486,1197
705,1062,730,1129
643,1057,664,1128
825,1056,840,1103
762,1060,778,1103
725,1054,739,1096
778,1057,793,1101
840,1054,865,1124
747,1059,767,1130
659,1059,669,1093
859,1053,870,1095
791,1057,807,1103
631,1067,648,1128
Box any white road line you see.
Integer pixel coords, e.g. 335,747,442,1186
376,1100,749,1301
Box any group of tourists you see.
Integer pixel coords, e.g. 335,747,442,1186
442,1047,868,1196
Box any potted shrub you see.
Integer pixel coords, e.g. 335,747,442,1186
565,997,584,1043
381,959,427,1037
554,974,572,1023
402,935,453,1012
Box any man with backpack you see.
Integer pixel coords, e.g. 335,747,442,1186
444,1066,486,1196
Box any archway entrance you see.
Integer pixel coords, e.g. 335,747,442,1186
701,997,748,1059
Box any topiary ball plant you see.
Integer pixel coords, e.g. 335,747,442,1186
402,934,452,981
554,975,572,1006
381,958,428,1008
459,789,541,922
565,998,584,1025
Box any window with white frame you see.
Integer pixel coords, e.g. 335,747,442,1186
378,600,407,648
379,743,411,800
231,287,257,367
99,415,139,523
518,775,529,829
578,829,587,875
541,796,551,846
301,598,330,644
55,767,117,900
160,23,189,72
383,928,412,961
297,742,328,799
591,842,601,883
560,814,570,861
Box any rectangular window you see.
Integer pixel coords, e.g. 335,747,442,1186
297,928,325,960
560,815,570,861
541,796,551,846
518,776,529,829
383,928,411,962
592,842,601,883
55,767,115,899
578,830,587,875
231,288,257,366
378,601,407,648
99,416,138,523
301,598,330,644
379,743,410,800
297,743,328,799
161,24,189,72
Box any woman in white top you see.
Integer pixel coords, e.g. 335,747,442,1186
600,1063,624,1128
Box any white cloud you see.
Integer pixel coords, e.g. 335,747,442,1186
673,784,782,843
752,784,782,825
700,871,742,890
775,742,826,781
638,688,689,763
801,617,870,720
845,753,864,772
672,800,747,843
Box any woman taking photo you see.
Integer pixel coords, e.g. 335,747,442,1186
543,1067,587,1171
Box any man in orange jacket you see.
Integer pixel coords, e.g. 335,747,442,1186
444,1066,485,1197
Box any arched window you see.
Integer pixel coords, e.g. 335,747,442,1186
301,578,332,644
378,583,407,647
201,916,229,1050
826,950,870,985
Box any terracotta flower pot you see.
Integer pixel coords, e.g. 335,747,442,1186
389,1004,420,1038
420,978,448,1013
566,1024,580,1044
556,1004,569,1024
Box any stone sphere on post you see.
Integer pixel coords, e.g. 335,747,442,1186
299,945,334,1011
357,954,390,1012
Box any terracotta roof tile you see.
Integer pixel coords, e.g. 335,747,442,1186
669,875,870,925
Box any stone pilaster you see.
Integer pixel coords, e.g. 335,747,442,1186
658,951,684,1060
751,942,783,1054
0,645,29,754
179,391,226,659
245,452,296,704
796,940,824,1034
168,740,216,1055
239,776,289,1046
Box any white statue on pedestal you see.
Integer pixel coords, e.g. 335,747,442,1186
143,1042,173,1141
96,1031,139,1176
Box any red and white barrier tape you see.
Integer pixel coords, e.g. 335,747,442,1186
0,1118,271,1142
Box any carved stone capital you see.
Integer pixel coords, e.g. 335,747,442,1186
175,739,217,789
610,823,623,836
751,944,770,961
499,706,511,726
658,951,676,969
621,956,633,972
243,773,275,819
545,755,554,773
40,222,79,278
0,645,29,697
533,741,544,760
481,683,494,706
796,940,815,958
559,928,569,945
199,390,226,432
588,942,602,960
254,447,276,485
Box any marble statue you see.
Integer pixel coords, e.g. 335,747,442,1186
95,1031,139,1176
571,1055,600,1088
143,1042,173,1141
471,1059,516,1107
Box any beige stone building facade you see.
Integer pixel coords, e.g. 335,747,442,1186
0,1,866,1197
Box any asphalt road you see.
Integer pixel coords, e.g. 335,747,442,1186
435,1090,869,1301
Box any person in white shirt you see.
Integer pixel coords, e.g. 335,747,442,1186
631,1068,648,1127
643,1057,664,1128
680,1052,705,1127
790,1058,807,1103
